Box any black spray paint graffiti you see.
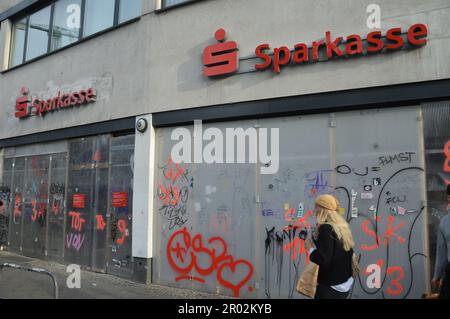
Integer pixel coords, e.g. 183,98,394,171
385,191,406,206
264,224,311,299
378,152,416,167
335,165,381,177
265,227,293,299
50,183,65,195
159,196,189,230
0,186,11,201
158,158,192,230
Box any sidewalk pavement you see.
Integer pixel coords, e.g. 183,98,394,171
0,251,231,299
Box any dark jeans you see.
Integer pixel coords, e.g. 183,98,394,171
315,283,349,299
440,263,450,299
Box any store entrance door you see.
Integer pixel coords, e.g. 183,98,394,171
107,135,135,278
66,136,109,272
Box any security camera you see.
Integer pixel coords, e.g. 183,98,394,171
136,118,148,133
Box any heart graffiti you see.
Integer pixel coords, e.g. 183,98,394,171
217,260,254,297
167,227,254,297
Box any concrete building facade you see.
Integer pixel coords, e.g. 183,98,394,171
0,0,449,298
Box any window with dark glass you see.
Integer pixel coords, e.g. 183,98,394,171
163,0,194,8
51,0,81,51
9,0,141,68
119,0,141,23
9,18,27,67
26,6,51,61
83,0,115,37
423,101,450,284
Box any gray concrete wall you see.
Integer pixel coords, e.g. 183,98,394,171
0,0,449,139
0,0,23,13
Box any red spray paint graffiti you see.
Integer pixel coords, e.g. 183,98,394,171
51,199,61,215
361,216,407,297
116,219,127,245
366,259,405,296
31,199,45,222
96,215,106,231
159,184,183,206
361,215,406,251
167,227,254,297
158,157,191,230
14,194,22,218
68,211,86,232
67,212,86,252
164,157,187,184
282,210,313,261
444,141,450,185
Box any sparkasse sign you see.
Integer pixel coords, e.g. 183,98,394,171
203,24,428,77
15,86,96,119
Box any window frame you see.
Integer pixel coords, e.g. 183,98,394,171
157,0,206,12
7,0,141,70
24,4,53,62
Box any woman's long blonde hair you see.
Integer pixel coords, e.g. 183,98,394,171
315,206,355,252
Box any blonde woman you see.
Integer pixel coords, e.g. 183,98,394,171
305,194,355,299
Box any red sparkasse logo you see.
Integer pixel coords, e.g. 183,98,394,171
203,28,239,77
203,23,428,76
15,87,96,119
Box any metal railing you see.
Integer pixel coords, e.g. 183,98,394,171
0,263,58,299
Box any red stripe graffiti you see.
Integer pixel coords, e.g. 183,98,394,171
14,194,22,218
164,157,186,184
167,227,254,297
444,141,450,185
117,219,127,245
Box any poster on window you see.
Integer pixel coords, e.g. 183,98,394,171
112,192,128,208
73,194,85,209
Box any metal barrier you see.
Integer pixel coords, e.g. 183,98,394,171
0,263,59,299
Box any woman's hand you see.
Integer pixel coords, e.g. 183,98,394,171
305,238,315,251
432,278,443,290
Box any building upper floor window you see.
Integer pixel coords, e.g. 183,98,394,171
9,0,141,68
162,0,195,8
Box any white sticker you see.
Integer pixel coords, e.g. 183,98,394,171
390,207,397,215
398,206,406,215
351,189,358,218
373,178,382,186
297,203,304,218
369,205,377,219
361,193,374,200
